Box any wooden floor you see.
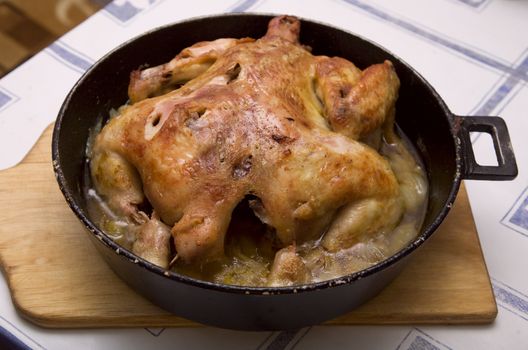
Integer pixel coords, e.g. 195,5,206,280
0,0,109,77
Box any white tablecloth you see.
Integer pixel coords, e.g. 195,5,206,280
1,0,527,348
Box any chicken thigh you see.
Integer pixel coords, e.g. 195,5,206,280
90,15,403,283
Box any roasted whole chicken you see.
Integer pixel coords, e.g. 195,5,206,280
89,15,427,286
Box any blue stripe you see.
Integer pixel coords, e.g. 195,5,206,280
0,326,33,350
0,316,46,350
474,55,528,115
500,218,528,239
288,327,311,349
265,329,300,350
0,90,12,109
103,0,159,24
229,0,261,12
408,336,440,350
396,330,414,350
507,191,528,231
396,329,452,350
492,281,528,320
454,0,489,9
144,327,165,336
340,0,526,81
472,79,525,118
47,42,93,73
501,186,528,238
104,1,141,22
474,78,518,115
0,87,19,113
256,332,276,350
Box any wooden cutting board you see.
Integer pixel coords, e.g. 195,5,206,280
0,125,497,328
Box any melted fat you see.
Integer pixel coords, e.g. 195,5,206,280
85,129,428,287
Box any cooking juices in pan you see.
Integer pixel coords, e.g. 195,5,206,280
84,122,428,287
82,15,430,287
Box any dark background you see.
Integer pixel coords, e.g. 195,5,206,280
0,0,110,78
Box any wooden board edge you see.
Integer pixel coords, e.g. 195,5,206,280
15,312,498,329
461,190,498,320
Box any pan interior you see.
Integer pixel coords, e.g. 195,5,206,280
53,14,458,291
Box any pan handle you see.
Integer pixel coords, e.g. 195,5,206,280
456,116,517,180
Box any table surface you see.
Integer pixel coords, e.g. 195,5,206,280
0,0,527,349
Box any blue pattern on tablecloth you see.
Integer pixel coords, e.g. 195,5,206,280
0,316,46,350
501,186,528,238
0,325,33,350
103,0,162,25
45,41,94,74
509,197,528,232
468,49,528,142
0,90,11,110
229,0,262,12
255,328,311,350
339,0,524,79
265,329,299,350
408,336,440,350
472,52,528,116
397,329,452,350
451,0,490,10
492,279,528,321
0,87,18,113
144,327,165,336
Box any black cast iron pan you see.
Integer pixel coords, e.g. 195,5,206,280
52,13,517,330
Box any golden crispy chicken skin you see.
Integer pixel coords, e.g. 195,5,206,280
91,16,402,278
